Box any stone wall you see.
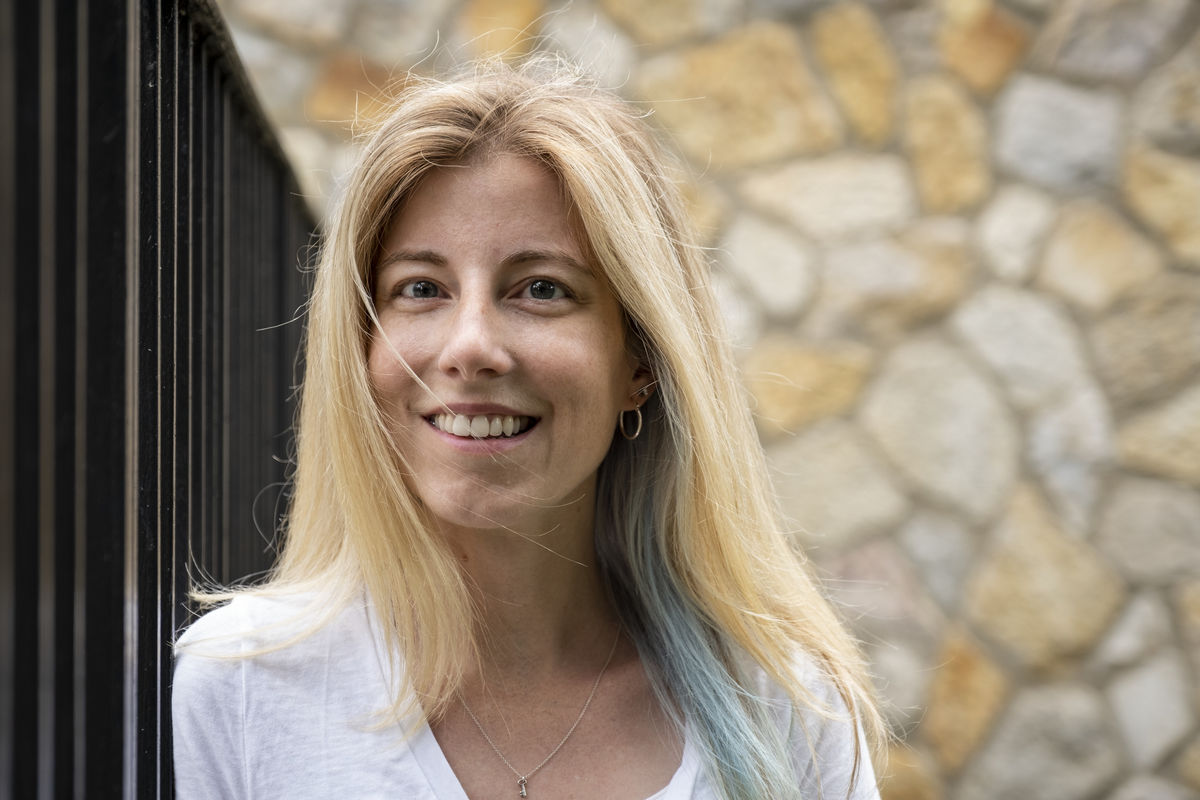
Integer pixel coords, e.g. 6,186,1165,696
214,0,1200,797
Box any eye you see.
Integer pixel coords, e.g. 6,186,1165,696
526,279,566,300
400,280,440,299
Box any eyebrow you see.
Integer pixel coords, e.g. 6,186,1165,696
504,248,594,276
376,249,447,269
376,248,594,276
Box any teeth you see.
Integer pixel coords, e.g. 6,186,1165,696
452,415,471,437
432,413,532,439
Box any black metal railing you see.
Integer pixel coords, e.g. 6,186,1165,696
2,0,314,795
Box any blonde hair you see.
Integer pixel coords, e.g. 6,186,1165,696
213,56,883,798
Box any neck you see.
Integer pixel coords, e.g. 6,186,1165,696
439,503,619,679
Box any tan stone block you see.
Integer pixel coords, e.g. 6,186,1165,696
1033,0,1189,83
767,422,908,548
811,219,972,340
1124,147,1200,267
1088,274,1200,409
977,184,1057,282
811,2,898,146
1107,649,1194,769
966,486,1126,669
635,23,843,170
278,127,336,217
680,179,729,247
1178,735,1200,792
602,0,689,47
904,76,989,214
540,3,635,89
741,154,914,241
224,27,316,127
708,271,763,351
1096,479,1200,585
940,5,1029,95
235,0,350,47
996,75,1121,191
923,629,1008,772
861,339,1017,522
600,0,736,48
891,221,975,327
458,0,543,59
957,683,1122,800
820,539,945,642
938,0,990,27
304,54,397,134
1174,582,1200,696
1173,580,1200,643
1133,27,1200,151
1037,199,1163,312
723,214,815,318
952,284,1091,411
743,338,872,437
881,744,943,800
1118,382,1200,486
351,0,457,68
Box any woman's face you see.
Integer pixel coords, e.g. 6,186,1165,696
368,153,645,534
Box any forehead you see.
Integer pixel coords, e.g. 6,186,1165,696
377,153,603,274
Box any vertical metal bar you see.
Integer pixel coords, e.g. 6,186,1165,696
197,37,214,585
219,83,231,581
202,39,218,582
36,1,58,797
174,0,195,657
150,2,177,793
50,0,82,796
71,2,90,794
186,27,204,608
134,0,162,794
161,4,187,792
81,0,132,794
0,0,19,794
122,0,142,792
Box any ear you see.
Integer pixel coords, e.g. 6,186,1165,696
622,364,656,411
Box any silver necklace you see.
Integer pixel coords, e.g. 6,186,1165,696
459,628,621,797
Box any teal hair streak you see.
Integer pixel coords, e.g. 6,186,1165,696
595,399,801,800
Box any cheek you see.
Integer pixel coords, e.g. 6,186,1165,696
366,334,413,408
572,345,635,418
366,336,390,390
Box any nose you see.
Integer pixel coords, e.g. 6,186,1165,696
435,296,515,380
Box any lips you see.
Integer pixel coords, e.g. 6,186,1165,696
429,413,537,439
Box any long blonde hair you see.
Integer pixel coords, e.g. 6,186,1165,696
217,56,883,798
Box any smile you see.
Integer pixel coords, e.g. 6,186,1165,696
429,413,537,439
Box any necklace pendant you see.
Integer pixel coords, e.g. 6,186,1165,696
518,777,528,797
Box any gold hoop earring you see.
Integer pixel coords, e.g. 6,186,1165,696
619,407,643,441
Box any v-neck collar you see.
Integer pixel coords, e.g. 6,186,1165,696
362,600,700,799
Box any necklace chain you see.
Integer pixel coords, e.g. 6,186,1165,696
459,627,621,797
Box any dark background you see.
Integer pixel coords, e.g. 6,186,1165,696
1,0,312,795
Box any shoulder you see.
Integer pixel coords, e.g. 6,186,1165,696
172,596,261,704
174,591,379,682
172,593,417,797
174,596,295,798
176,592,321,652
744,653,881,800
172,591,376,713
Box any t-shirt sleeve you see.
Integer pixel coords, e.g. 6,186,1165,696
790,675,881,800
171,607,249,799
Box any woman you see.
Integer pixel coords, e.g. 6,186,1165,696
173,57,884,799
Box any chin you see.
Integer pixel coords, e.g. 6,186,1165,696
416,480,595,536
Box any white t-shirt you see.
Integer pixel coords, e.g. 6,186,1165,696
173,594,879,799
